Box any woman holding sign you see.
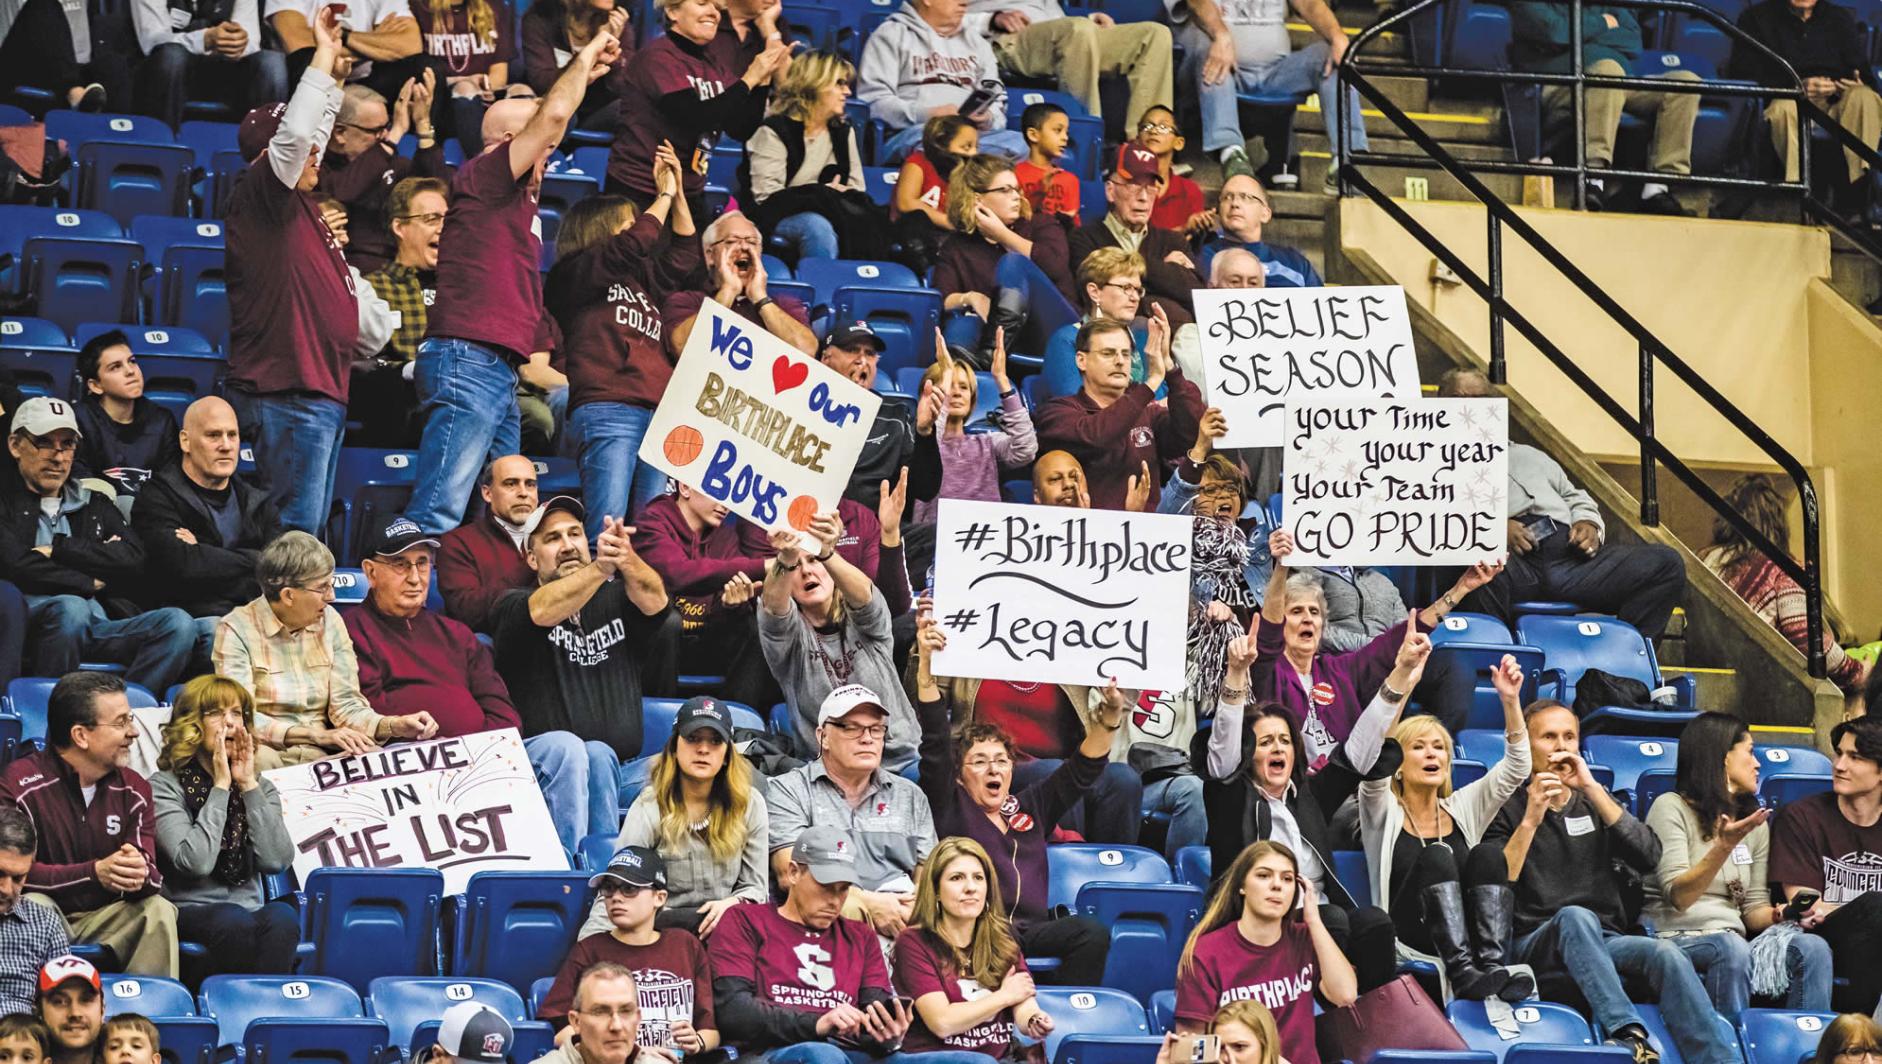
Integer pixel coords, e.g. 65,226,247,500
1253,529,1499,776
150,676,300,975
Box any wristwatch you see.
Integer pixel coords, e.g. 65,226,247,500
1379,680,1407,705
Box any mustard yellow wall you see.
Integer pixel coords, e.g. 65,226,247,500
1336,198,1880,634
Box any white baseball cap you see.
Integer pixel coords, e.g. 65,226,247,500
817,684,887,726
9,397,81,439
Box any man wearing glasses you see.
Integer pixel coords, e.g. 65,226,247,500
0,672,180,976
0,398,196,696
1198,173,1322,287
1068,144,1204,325
319,77,451,272
357,176,450,446
664,211,819,358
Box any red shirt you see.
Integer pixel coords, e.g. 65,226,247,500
546,211,699,412
538,930,716,1047
1015,160,1080,220
893,929,1024,1054
341,599,522,739
973,681,1079,760
1151,172,1205,231
892,151,948,222
225,153,359,403
427,141,542,360
1175,923,1320,1064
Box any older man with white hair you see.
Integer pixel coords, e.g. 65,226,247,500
663,211,818,357
405,29,622,536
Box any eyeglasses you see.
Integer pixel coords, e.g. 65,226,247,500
977,183,1021,196
599,882,653,897
397,211,446,226
370,554,432,575
1835,1053,1882,1062
1197,483,1244,501
828,721,888,739
1083,347,1134,360
1138,120,1175,135
712,235,762,248
1102,281,1145,298
337,120,391,137
24,433,77,455
296,578,337,597
578,1006,640,1022
964,756,1013,772
1220,191,1268,207
834,77,852,88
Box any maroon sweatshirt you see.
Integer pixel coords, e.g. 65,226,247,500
631,495,765,630
0,749,162,914
342,599,523,738
1033,369,1205,512
609,27,766,199
932,214,1077,307
545,211,700,413
437,514,536,634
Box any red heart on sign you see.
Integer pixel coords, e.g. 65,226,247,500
771,356,809,394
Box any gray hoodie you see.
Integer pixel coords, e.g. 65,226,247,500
857,1,1007,133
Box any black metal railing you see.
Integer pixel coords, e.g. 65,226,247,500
1333,0,1831,676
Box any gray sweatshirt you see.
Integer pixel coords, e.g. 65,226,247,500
151,770,296,909
857,1,1007,133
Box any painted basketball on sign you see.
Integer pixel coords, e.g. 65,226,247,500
663,425,704,467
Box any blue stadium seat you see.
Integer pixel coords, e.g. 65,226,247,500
131,216,224,254
152,1016,218,1064
780,4,845,52
77,142,196,226
207,149,247,218
0,713,22,765
828,284,942,374
761,254,793,280
1046,844,1171,911
862,166,899,207
1173,846,1211,888
767,279,817,314
1431,612,1515,645
577,831,616,871
298,867,446,992
1634,767,1677,818
1075,882,1205,1004
177,121,240,168
1452,758,1489,788
1054,1035,1165,1064
1331,850,1371,907
1146,989,1175,1034
567,146,609,179
1504,1047,1637,1064
0,316,78,398
103,974,196,1016
795,259,920,311
1448,999,1599,1061
45,112,173,149
1374,1054,1498,1064
1031,987,1150,1062
448,871,592,994
331,569,368,604
1757,745,1833,776
539,172,598,229
1002,479,1033,504
6,676,56,749
365,977,528,1050
198,975,364,1047
1430,642,1547,731
0,206,123,296
326,448,422,565
1516,614,1698,735
1763,772,1832,810
244,1017,390,1064
0,104,31,125
1582,735,1678,799
25,236,143,333
1448,0,1514,70
510,1021,555,1063
158,244,229,347
528,977,554,1018
1738,1010,1837,1064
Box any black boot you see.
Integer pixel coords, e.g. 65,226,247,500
1468,883,1535,1002
976,296,1027,371
1422,881,1510,1001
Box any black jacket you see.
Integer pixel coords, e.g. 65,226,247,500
0,464,148,616
1195,721,1401,911
72,395,178,497
130,462,281,617
1069,217,1204,311
844,398,942,511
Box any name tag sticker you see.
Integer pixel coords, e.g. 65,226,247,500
1732,844,1753,866
1565,815,1595,837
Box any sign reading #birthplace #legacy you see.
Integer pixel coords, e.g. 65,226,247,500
639,297,882,534
1193,285,1421,449
264,728,566,894
931,499,1194,689
1283,398,1509,567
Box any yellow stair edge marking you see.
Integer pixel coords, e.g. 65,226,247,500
1749,725,1818,736
1286,21,1392,37
1298,99,1494,124
1662,666,1737,675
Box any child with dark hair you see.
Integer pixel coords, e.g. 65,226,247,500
1015,102,1080,221
99,1015,158,1064
1131,106,1210,235
892,115,979,275
71,329,178,498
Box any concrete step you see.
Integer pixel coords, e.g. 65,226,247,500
1297,149,1527,201
1294,97,1507,146
1296,129,1514,164
1289,20,1409,59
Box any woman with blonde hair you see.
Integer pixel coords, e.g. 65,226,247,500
908,333,1035,524
1354,637,1532,1001
150,675,299,974
933,153,1077,365
1152,1000,1286,1064
742,50,879,263
581,697,768,939
895,836,1054,1057
1173,840,1356,1064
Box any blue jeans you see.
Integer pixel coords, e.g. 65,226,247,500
1185,35,1370,158
1511,906,1740,1064
943,253,1081,356
24,595,196,694
408,337,522,535
773,211,841,261
882,123,1028,163
523,732,621,852
225,389,346,535
767,1042,999,1064
1143,775,1205,859
568,402,670,537
1670,929,1833,1016
0,581,24,689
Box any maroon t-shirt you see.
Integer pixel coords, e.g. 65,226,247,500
412,0,515,78
538,931,716,1048
706,903,890,1015
609,28,760,198
1770,791,1882,905
427,140,542,359
892,929,1023,1055
1175,923,1320,1064
545,211,698,412
225,157,360,403
973,681,1080,761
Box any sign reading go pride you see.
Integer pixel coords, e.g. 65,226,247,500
265,729,566,894
639,298,882,533
1193,285,1421,448
1283,398,1509,567
930,500,1193,689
